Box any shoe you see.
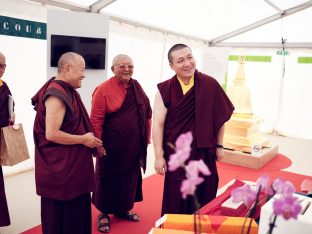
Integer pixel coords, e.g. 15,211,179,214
97,213,110,233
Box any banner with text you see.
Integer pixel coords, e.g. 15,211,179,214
0,15,46,40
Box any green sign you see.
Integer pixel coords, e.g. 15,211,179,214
298,57,312,64
276,50,289,56
228,55,271,62
0,15,46,40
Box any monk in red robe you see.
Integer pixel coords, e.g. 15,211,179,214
91,54,152,233
153,44,234,215
31,52,102,234
0,51,13,227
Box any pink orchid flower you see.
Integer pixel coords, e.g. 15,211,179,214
185,160,211,179
181,177,204,199
175,131,193,152
256,175,274,196
181,160,210,199
168,131,193,171
272,178,295,197
168,150,190,171
273,195,302,220
168,131,212,200
231,184,257,207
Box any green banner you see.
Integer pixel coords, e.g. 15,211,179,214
229,55,271,62
298,57,312,64
0,15,46,40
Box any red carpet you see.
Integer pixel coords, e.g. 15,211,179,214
21,174,164,234
22,154,312,234
216,153,308,191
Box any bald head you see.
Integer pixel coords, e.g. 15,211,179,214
0,51,6,78
111,54,134,85
57,52,83,73
112,54,133,67
55,52,85,89
0,51,5,62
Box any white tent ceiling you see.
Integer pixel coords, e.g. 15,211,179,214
26,0,312,47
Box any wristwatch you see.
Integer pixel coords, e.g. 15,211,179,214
216,144,224,149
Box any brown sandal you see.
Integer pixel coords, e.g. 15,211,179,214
97,213,110,233
114,211,140,222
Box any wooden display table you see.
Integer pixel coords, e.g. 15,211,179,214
220,144,278,169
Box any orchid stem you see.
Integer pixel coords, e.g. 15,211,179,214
267,215,277,234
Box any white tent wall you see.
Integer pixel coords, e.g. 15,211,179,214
1,0,312,179
274,49,312,139
0,0,47,177
0,35,46,176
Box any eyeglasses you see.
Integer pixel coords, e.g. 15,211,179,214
0,64,6,69
114,64,134,70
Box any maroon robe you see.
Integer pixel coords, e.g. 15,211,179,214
92,79,152,214
158,70,234,215
32,78,95,233
41,193,91,234
31,78,95,200
0,81,11,227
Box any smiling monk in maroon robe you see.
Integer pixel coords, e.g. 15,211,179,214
31,52,102,234
91,54,152,233
153,44,234,216
0,51,12,227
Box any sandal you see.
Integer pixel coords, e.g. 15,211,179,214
97,213,110,233
114,211,140,222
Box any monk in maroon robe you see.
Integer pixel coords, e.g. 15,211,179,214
31,52,102,234
153,44,234,215
91,54,152,233
0,51,13,227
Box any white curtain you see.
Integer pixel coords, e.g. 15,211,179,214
274,49,312,139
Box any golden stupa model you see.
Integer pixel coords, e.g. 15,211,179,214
221,55,278,169
224,55,270,153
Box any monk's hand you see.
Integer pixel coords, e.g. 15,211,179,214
216,148,224,161
97,146,107,158
154,156,167,176
83,132,102,148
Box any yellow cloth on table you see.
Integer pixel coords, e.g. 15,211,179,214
162,214,258,234
150,227,209,234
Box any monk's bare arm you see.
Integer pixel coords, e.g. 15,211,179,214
152,91,167,175
45,96,102,148
147,118,152,144
215,124,225,161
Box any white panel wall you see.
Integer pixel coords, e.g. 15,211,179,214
47,9,109,113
